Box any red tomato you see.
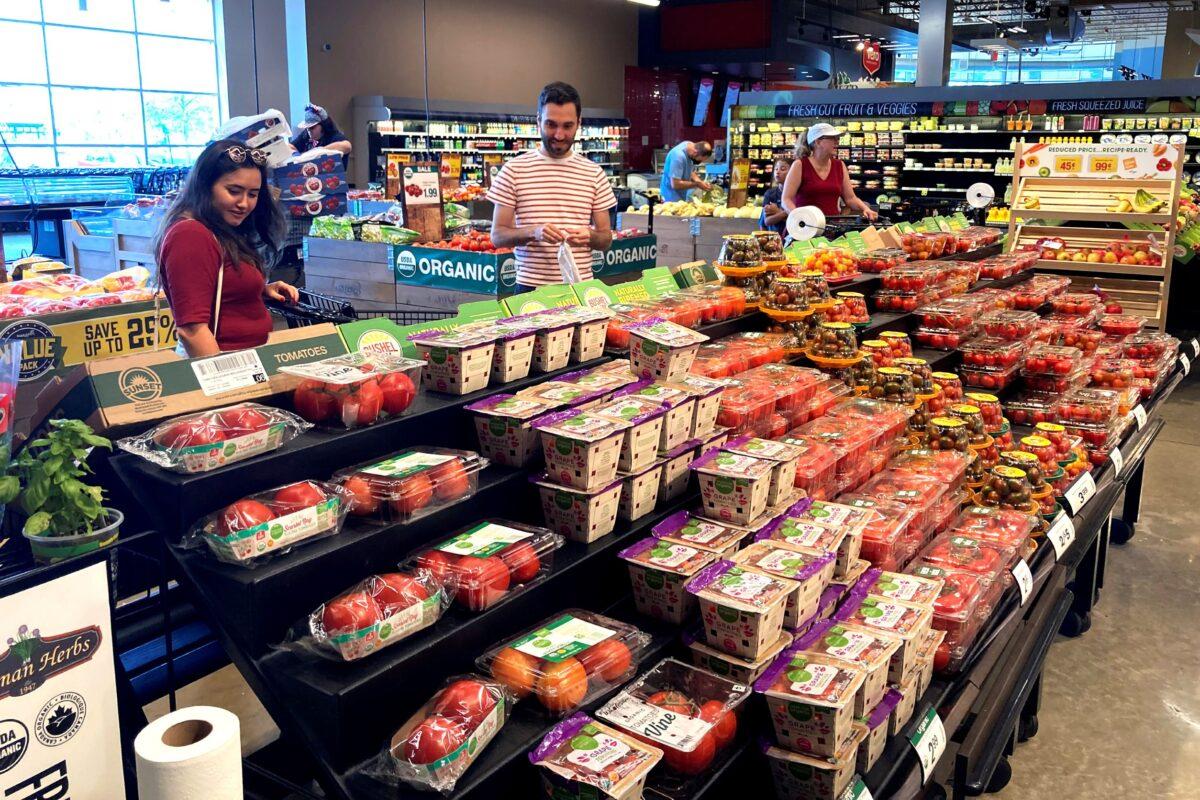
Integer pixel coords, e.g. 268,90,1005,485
272,481,327,514
321,591,381,635
664,732,716,775
339,474,379,516
427,458,470,501
432,680,497,729
576,640,632,682
646,690,696,715
379,371,417,415
294,380,336,423
402,715,466,764
454,556,511,610
216,406,272,435
335,379,383,427
498,541,540,583
416,549,459,586
218,499,275,536
154,418,227,449
390,473,434,516
699,700,737,748
372,572,429,615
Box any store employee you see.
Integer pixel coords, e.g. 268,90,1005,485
290,104,352,158
489,82,617,290
659,140,714,202
782,123,877,221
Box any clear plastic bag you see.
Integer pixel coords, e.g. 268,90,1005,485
117,403,311,474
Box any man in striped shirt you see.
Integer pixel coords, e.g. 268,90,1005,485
489,82,617,289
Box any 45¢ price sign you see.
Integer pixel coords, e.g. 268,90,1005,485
908,707,947,783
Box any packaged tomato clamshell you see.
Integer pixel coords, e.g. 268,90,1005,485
620,537,717,624
534,410,629,491
627,318,709,382
686,561,796,660
652,511,748,560
467,393,558,467
188,479,353,565
946,505,1037,552
281,351,424,428
597,657,750,776
755,645,866,757
794,618,901,718
369,674,516,794
479,610,650,716
836,494,920,573
119,403,311,474
659,437,703,503
910,564,998,672
757,498,867,579
332,447,486,523
517,379,608,411
291,570,449,661
404,520,563,612
531,713,663,800
409,329,497,395
616,380,697,452
781,436,838,501
690,449,776,525
534,476,622,543
857,688,903,773
687,629,792,685
917,533,1017,579
589,396,666,473
872,569,943,606
731,541,836,630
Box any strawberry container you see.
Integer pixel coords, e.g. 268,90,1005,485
534,476,622,543
1060,387,1120,427
191,480,353,565
1049,292,1103,317
946,505,1036,552
478,609,650,716
532,714,662,799
976,465,1033,510
731,542,836,630
620,537,717,624
627,319,709,382
409,329,497,395
690,450,775,525
332,447,487,524
1098,314,1145,340
755,647,866,757
858,247,908,273
781,436,839,501
687,560,796,660
467,394,558,467
716,379,776,436
1004,394,1061,426
616,381,696,453
795,618,900,718
837,494,920,572
1122,331,1178,361
980,309,1039,341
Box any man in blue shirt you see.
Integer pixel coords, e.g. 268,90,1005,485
659,140,714,202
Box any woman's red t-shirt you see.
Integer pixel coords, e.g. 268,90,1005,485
792,157,846,217
160,219,273,352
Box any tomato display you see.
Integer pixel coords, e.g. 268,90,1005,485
424,229,513,254
273,481,328,513
432,679,497,729
333,448,485,523
285,353,424,428
217,499,275,536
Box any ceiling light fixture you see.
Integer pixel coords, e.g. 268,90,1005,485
832,34,860,39
856,40,866,51
627,0,660,6
1009,25,1027,33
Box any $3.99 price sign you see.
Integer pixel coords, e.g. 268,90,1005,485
908,707,946,783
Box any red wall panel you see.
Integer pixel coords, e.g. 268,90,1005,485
625,65,731,172
659,0,771,52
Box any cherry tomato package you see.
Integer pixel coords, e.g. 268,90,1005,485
793,617,900,719
780,435,839,501
916,533,1017,580
371,674,516,794
478,609,650,716
188,479,353,565
837,494,920,572
686,561,797,660
754,645,866,758
118,403,311,474
531,713,663,800
597,657,750,778
909,564,999,672
280,351,423,428
332,447,487,524
291,569,449,661
404,520,563,612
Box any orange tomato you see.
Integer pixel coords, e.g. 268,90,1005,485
575,640,632,682
535,658,588,712
490,647,538,698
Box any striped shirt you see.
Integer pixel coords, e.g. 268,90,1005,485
487,149,617,286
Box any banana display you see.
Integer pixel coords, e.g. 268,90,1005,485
1107,189,1165,214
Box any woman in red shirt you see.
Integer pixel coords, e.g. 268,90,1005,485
781,123,878,222
156,139,298,357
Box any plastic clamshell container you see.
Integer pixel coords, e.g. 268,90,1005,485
797,619,901,718
914,565,996,668
467,393,557,467
731,542,836,630
690,450,775,525
619,537,716,624
1003,394,1061,426
716,379,777,436
618,381,697,452
1123,331,1178,361
590,396,667,473
947,505,1036,551
980,309,1039,340
688,631,792,685
837,590,933,684
783,436,839,501
617,460,664,522
534,477,622,543
756,648,866,757
409,329,497,395
332,448,486,524
1049,292,1102,316
280,351,425,429
535,410,630,491
959,338,1025,371
723,435,803,507
652,511,748,560
627,319,709,382
672,374,727,438
960,362,1020,391
1024,344,1083,376
531,714,662,799
837,494,920,573
917,533,1015,579
687,561,796,660
1060,387,1121,427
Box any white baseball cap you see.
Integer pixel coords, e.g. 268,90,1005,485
806,123,844,145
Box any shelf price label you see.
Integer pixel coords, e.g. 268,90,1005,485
1110,446,1125,475
1012,559,1034,606
1064,472,1097,515
1130,405,1148,430
1047,512,1077,559
1180,353,1192,377
909,707,946,783
1190,337,1199,357
840,777,875,800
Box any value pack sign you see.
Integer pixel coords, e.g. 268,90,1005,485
0,562,125,799
393,245,520,296
591,235,658,278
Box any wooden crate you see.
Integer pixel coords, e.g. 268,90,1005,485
1069,276,1164,328
64,222,118,280
113,217,158,270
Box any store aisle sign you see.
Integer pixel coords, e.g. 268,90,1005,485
592,235,658,277
0,562,125,798
908,707,946,783
774,102,934,119
393,245,518,295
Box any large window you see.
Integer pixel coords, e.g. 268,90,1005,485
0,0,222,168
893,43,1119,86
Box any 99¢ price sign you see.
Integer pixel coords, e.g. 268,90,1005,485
908,707,946,783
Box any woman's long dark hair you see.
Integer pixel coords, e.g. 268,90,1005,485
155,138,286,273
292,107,344,148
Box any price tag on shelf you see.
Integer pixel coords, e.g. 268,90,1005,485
1110,446,1125,475
1064,472,1097,515
1131,404,1148,430
1047,512,1076,559
1190,337,1199,357
1012,559,1034,606
839,777,875,800
1180,353,1192,377
908,707,946,783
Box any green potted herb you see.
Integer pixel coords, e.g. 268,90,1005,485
0,419,123,564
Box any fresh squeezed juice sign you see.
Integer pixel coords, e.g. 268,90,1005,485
1018,142,1181,179
394,245,518,294
591,235,658,277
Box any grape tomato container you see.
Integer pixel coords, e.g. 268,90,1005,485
716,233,763,267
861,339,894,367
913,326,974,351
960,392,1001,429
652,511,746,560
895,357,934,395
800,270,833,305
948,505,1036,552
932,372,963,403
280,352,425,429
1004,394,1061,426
409,329,497,395
715,379,777,436
858,471,945,534
868,367,915,405
873,569,944,606
960,362,1020,391
918,534,1015,583
794,618,900,717
385,674,516,794
690,449,775,525
762,276,811,313
1022,366,1089,396
890,449,970,490
1024,344,1083,376
534,476,621,543
659,438,702,503
1089,358,1136,390
616,381,696,453
914,565,997,660
534,410,629,491
688,630,792,686
193,480,353,565
687,560,796,660
874,289,932,313
479,609,650,716
810,321,859,360
677,284,748,324
977,465,1033,510
723,435,804,507
999,450,1046,492
859,247,908,273
755,647,866,758
878,330,911,355
731,542,836,630
587,396,666,474
469,320,536,383
917,296,990,332
834,581,933,684
765,726,865,800
979,309,1038,344
532,714,663,799
929,417,969,453
742,364,822,413
332,448,487,524
467,393,558,467
1051,326,1105,355
880,264,941,292
626,319,709,382
672,374,727,438
1060,387,1120,427
517,313,577,373
517,379,607,411
119,403,311,474
960,338,1025,371
617,459,664,522
783,436,839,501
404,520,562,612
556,306,614,363
1122,331,1177,361
834,291,869,323
837,494,919,572
757,500,864,580
857,690,902,773
619,537,717,624
1049,292,1103,316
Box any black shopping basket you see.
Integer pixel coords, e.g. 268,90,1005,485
266,289,359,328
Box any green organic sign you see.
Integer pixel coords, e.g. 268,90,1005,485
393,244,519,295
591,234,658,277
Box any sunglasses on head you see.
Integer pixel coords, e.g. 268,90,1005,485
224,146,267,166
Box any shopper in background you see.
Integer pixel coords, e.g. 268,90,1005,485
290,104,352,158
489,81,616,290
156,139,298,357
759,156,792,235
659,140,714,202
782,123,878,221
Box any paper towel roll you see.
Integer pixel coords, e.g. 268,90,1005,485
135,706,242,800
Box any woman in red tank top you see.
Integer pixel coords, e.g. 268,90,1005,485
781,123,878,222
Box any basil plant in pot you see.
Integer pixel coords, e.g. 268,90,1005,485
0,419,123,564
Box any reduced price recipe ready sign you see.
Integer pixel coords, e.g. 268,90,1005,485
0,563,125,798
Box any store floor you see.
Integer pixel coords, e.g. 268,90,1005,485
144,380,1200,798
